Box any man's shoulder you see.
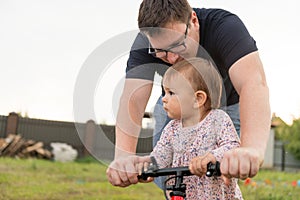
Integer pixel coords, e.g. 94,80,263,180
193,8,234,21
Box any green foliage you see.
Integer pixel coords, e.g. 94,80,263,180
275,118,300,160
16,110,30,118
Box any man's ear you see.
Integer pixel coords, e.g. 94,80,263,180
194,91,207,108
191,11,199,28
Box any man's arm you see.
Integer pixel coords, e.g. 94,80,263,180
114,78,153,158
106,78,153,187
222,51,271,179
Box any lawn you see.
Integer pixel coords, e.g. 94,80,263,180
0,157,299,200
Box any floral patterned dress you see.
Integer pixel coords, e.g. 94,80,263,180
150,109,243,200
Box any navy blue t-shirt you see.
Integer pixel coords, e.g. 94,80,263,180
126,8,258,106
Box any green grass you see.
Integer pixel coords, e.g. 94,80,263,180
0,157,163,200
239,169,300,200
0,157,299,199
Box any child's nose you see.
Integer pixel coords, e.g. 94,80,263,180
166,52,180,64
162,95,167,103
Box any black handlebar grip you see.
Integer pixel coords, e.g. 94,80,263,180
206,161,221,177
137,167,149,180
137,173,148,181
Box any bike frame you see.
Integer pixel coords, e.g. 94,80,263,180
138,157,221,200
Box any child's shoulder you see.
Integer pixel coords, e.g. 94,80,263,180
209,109,232,122
167,119,181,127
162,119,181,135
211,109,230,117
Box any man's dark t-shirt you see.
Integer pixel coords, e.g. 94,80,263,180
126,8,258,106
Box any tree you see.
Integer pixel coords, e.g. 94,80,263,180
276,118,300,160
16,111,29,118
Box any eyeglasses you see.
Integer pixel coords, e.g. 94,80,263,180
148,23,189,58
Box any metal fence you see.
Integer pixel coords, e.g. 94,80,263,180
274,141,300,172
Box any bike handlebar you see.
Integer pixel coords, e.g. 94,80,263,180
138,160,221,180
138,166,192,180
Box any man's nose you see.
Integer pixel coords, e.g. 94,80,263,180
166,52,180,64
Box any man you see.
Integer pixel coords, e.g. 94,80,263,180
107,0,270,187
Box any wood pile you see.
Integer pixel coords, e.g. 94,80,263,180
0,134,53,160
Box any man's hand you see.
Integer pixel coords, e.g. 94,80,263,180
106,155,151,187
220,147,263,181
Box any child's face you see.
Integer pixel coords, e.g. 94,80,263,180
162,74,197,120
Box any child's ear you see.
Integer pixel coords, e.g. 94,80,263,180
194,91,207,108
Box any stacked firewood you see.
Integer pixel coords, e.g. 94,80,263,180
0,134,53,160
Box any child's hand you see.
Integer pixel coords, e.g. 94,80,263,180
136,156,154,183
189,153,216,177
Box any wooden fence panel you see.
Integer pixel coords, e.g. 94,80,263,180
0,114,154,161
137,128,153,154
91,125,154,162
92,124,115,162
3,113,299,172
0,115,7,138
17,117,86,157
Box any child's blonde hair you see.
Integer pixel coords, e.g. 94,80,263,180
163,57,223,110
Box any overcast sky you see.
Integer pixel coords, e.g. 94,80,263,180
0,0,299,124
